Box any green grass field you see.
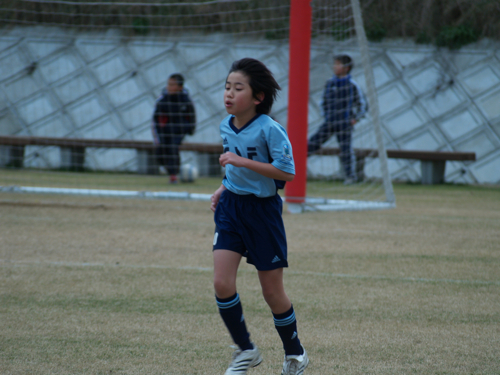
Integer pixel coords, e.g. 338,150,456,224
1,174,499,374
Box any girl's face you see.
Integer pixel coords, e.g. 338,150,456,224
224,71,262,122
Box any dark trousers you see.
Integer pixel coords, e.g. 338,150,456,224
156,134,183,176
308,121,354,179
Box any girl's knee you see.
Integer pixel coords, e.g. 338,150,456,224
261,285,281,303
261,288,291,313
213,277,236,298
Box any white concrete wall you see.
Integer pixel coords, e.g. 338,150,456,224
0,28,499,184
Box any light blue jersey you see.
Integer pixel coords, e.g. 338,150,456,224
220,114,295,198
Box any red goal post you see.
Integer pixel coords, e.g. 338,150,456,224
285,0,311,204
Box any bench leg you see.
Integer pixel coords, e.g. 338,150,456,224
421,160,446,184
8,145,25,168
61,146,85,172
0,145,26,168
137,149,158,175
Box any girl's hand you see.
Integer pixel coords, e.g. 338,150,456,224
211,185,227,212
219,152,245,168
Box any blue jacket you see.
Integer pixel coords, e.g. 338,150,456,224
322,74,368,125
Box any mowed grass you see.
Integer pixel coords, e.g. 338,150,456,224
0,181,499,374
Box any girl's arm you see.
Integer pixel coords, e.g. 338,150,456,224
219,152,294,182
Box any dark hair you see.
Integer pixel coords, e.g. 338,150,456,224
228,58,281,115
169,73,184,86
334,54,354,73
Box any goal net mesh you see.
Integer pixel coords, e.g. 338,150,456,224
303,0,395,211
0,0,394,210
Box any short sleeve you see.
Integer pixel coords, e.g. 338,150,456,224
267,124,295,175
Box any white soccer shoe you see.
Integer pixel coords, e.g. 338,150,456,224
281,345,309,375
224,344,263,374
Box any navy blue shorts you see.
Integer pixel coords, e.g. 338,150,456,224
213,190,288,271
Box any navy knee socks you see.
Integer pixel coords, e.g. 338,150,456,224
217,294,302,356
273,305,303,356
216,293,253,351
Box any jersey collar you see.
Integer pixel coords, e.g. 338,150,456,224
229,114,261,134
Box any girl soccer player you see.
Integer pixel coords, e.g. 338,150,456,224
210,58,309,375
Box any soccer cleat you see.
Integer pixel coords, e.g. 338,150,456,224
224,344,263,374
281,345,309,375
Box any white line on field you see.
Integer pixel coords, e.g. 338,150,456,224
1,259,499,286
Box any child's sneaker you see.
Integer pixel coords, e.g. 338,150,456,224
281,345,309,375
224,344,263,374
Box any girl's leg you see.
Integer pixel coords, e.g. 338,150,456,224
213,249,241,299
258,269,303,356
213,249,254,351
257,268,291,313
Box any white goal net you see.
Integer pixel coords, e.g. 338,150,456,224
0,0,395,211
301,0,395,211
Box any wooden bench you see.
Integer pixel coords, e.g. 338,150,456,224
311,147,476,184
0,135,476,184
0,135,223,176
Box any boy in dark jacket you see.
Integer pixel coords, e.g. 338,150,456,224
308,54,368,184
152,73,196,183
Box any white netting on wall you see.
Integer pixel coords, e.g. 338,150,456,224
0,1,290,187
0,0,394,210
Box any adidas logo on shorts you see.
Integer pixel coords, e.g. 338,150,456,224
272,256,280,263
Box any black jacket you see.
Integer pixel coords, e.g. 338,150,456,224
153,90,196,137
